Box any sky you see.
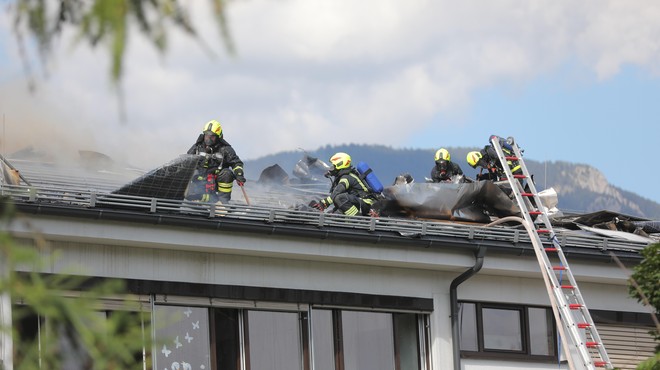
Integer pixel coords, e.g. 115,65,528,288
1,1,659,203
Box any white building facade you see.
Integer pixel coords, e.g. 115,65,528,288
6,197,655,370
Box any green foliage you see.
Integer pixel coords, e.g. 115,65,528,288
10,0,234,85
629,242,660,369
629,242,660,316
1,196,151,369
635,353,660,370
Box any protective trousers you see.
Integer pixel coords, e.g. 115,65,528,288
333,193,374,216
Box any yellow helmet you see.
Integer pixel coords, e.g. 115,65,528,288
434,148,450,162
202,120,223,138
329,152,352,170
466,151,483,168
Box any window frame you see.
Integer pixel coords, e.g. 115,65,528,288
459,301,558,362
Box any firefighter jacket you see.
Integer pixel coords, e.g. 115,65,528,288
431,161,464,182
324,168,377,205
187,135,244,175
481,144,521,180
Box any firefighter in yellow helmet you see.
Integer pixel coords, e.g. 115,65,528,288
467,135,521,181
309,152,378,216
186,119,245,203
431,148,464,182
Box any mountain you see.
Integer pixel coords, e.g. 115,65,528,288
244,144,660,220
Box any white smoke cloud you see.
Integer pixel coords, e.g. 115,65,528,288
2,0,660,171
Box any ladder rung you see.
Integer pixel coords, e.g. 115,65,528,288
505,156,518,161
513,174,526,179
594,361,610,367
569,304,584,310
585,341,601,348
529,211,542,215
577,323,591,328
521,192,534,197
561,285,575,289
537,229,550,233
545,247,558,252
552,266,567,271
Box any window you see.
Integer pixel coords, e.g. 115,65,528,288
482,306,523,351
245,310,304,370
459,301,557,360
153,305,212,369
310,309,428,370
591,309,658,370
310,309,336,370
341,310,396,370
13,302,149,369
211,308,240,370
152,303,431,370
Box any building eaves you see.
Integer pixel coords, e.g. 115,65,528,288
13,199,644,263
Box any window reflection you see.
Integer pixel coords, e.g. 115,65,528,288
459,301,557,360
528,307,554,356
311,309,335,370
342,311,395,370
393,313,421,370
153,305,211,370
246,310,303,370
458,303,478,351
482,307,522,351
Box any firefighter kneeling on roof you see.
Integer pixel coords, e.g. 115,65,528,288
310,152,378,216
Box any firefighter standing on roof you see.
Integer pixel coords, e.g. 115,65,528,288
430,148,464,182
466,136,521,181
186,120,246,203
310,152,377,216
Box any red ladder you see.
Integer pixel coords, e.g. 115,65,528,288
490,136,612,370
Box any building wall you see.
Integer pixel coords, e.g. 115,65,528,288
9,214,651,370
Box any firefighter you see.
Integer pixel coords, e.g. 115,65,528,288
467,136,521,181
430,148,464,182
186,119,245,203
310,152,377,216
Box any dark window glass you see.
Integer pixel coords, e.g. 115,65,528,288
341,311,395,370
311,309,335,370
13,305,41,365
246,310,303,370
528,307,554,356
212,308,240,370
61,311,107,369
459,301,558,360
459,303,478,351
482,307,522,351
393,313,420,370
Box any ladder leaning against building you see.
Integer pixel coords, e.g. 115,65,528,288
489,135,613,370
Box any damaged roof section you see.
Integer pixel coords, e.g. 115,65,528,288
552,211,660,242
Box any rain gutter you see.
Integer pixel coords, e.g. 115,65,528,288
12,202,643,262
449,245,487,370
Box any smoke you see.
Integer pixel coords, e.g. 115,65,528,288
0,82,102,164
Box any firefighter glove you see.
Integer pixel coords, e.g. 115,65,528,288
234,168,247,184
309,200,326,211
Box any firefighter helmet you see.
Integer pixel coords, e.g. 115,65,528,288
466,151,483,168
434,148,451,162
202,120,223,138
329,152,352,170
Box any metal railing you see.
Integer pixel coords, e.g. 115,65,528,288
1,183,650,254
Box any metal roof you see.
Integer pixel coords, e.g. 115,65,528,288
1,157,651,261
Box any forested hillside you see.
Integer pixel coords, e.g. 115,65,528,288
244,144,660,220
